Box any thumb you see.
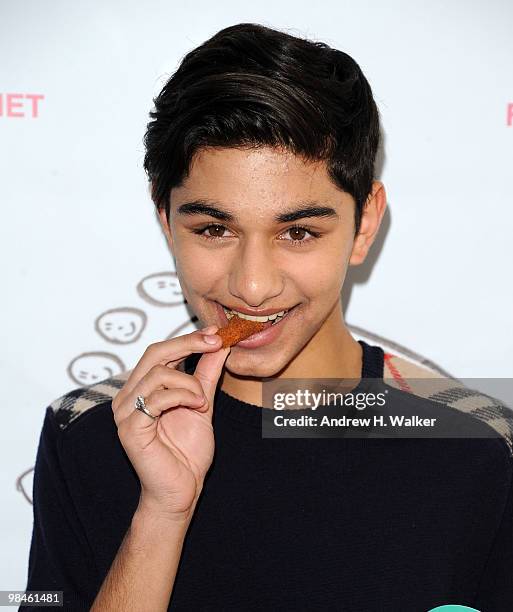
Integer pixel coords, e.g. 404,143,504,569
194,346,231,417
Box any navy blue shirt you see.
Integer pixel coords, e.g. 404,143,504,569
21,341,513,611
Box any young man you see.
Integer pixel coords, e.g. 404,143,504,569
22,23,513,611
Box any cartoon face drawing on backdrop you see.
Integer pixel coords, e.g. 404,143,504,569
95,307,147,344
67,352,126,387
137,271,184,307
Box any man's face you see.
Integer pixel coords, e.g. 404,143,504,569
159,145,380,377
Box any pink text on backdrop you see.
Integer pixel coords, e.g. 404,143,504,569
0,94,45,118
507,103,513,126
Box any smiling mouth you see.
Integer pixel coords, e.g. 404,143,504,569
221,304,296,326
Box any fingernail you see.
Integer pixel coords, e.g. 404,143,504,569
202,334,220,345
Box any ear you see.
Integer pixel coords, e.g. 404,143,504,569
157,208,175,255
349,181,387,266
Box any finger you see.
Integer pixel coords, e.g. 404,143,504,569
116,387,207,432
145,388,208,415
193,343,231,420
121,327,222,398
114,365,208,422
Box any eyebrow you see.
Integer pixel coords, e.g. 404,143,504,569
175,199,340,223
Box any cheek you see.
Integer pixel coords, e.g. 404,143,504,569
174,243,226,291
288,242,348,296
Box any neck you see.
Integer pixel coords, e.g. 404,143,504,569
219,302,363,408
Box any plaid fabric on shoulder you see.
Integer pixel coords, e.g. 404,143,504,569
383,353,513,458
51,370,131,431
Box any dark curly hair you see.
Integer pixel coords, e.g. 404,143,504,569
143,22,381,237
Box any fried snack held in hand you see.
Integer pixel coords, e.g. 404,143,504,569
217,315,268,348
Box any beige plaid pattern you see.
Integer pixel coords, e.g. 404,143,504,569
384,353,513,457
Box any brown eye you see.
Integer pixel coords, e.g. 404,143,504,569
205,225,225,237
289,227,306,241
280,225,321,246
191,223,233,242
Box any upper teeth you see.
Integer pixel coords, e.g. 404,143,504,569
223,307,289,322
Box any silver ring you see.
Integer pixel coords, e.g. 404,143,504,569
134,395,158,421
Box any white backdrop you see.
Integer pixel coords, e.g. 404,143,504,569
1,0,512,596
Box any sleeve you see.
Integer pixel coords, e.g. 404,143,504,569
20,407,100,612
474,465,513,611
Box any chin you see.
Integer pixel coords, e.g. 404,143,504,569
225,348,291,378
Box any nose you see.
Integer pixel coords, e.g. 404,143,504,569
228,235,284,307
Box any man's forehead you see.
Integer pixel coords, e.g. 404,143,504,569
187,145,329,179
170,146,345,214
